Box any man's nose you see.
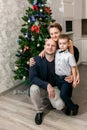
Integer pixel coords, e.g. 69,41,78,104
49,45,52,49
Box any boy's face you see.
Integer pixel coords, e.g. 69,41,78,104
58,38,69,51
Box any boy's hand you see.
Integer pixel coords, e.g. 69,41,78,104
73,81,77,88
76,73,80,85
64,75,73,83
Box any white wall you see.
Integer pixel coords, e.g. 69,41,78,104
47,0,64,28
82,0,87,18
73,0,82,64
0,0,28,93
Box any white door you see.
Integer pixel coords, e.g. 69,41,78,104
82,39,87,62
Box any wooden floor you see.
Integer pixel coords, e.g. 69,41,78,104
0,96,87,130
0,64,87,130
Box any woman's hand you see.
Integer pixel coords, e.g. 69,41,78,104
39,50,45,58
29,57,35,67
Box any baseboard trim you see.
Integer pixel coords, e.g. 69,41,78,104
0,82,23,96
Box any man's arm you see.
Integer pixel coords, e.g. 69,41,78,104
29,57,48,89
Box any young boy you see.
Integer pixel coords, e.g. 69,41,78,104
55,34,79,115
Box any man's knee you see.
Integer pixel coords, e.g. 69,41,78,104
30,85,40,96
56,99,65,110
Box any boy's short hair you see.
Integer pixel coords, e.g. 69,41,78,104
47,22,62,32
59,34,70,42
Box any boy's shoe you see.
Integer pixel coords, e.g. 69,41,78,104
71,104,79,116
62,106,71,116
65,107,71,115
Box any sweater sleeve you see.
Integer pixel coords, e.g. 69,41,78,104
29,56,48,89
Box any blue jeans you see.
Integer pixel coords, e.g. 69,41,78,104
55,74,76,110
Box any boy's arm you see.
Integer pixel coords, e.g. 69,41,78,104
69,54,80,87
76,66,80,84
71,66,77,88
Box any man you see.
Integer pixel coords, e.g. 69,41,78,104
29,38,64,125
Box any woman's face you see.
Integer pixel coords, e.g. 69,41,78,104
49,27,61,42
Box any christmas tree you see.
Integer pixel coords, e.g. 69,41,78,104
14,0,55,84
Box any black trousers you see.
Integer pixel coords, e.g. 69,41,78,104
55,75,76,110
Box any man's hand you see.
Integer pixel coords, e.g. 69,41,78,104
47,84,55,98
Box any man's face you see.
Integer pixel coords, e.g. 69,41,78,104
44,39,57,55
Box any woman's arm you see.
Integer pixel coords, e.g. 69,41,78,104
39,49,45,58
29,49,45,67
68,40,74,54
29,49,45,66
